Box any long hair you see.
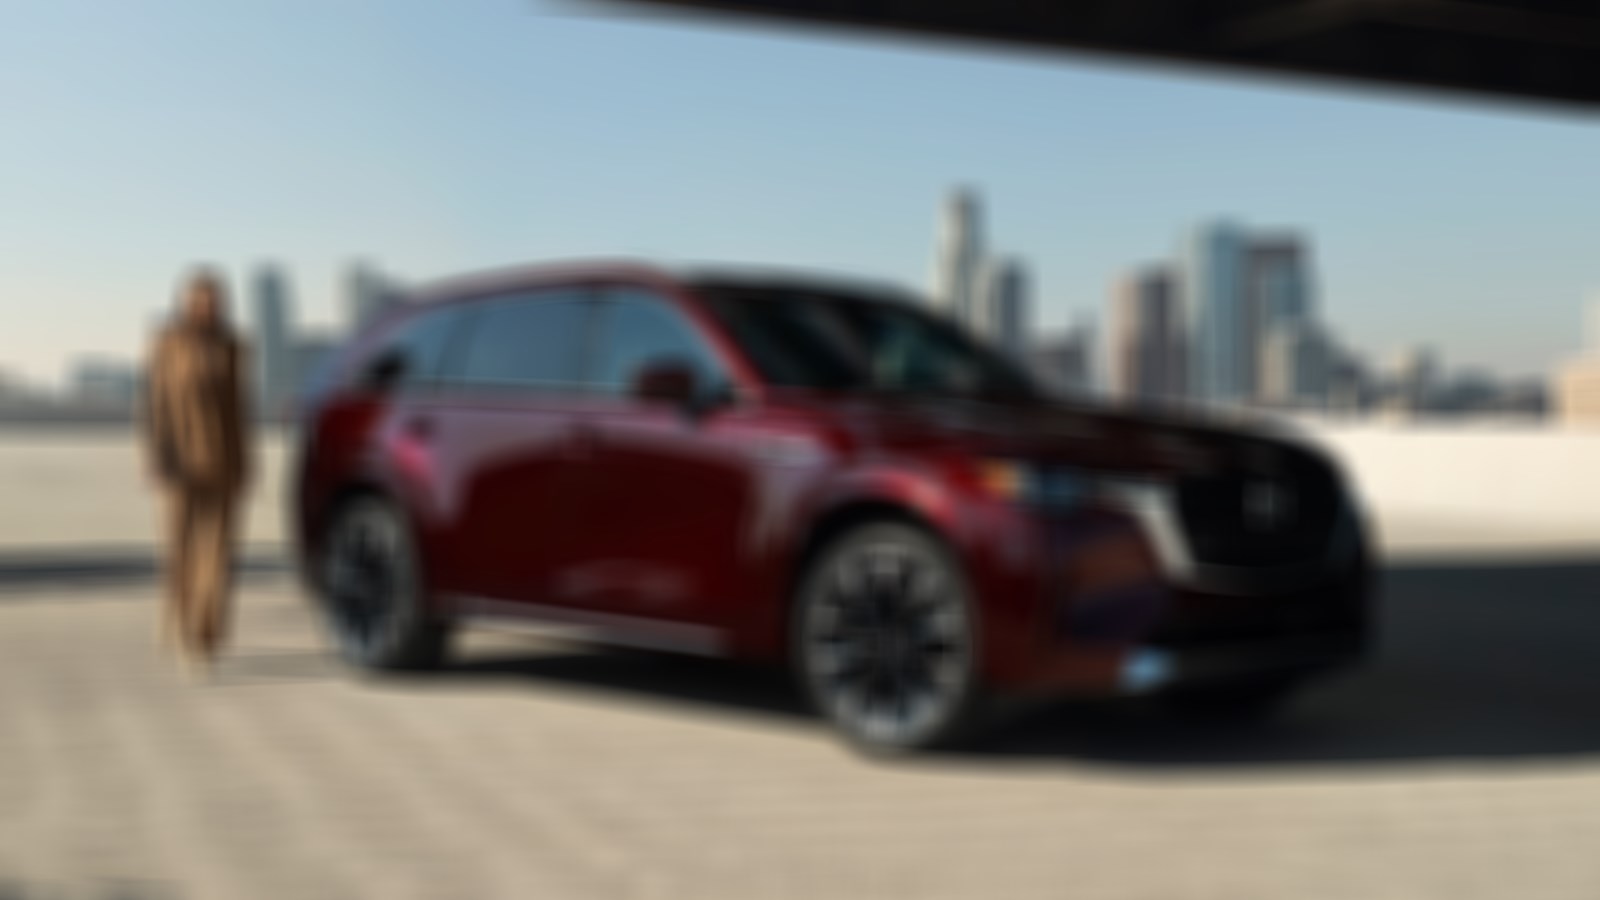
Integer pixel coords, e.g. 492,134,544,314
173,266,232,335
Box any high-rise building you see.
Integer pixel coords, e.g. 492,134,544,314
1172,223,1320,408
1555,294,1600,424
1107,267,1185,408
346,261,401,334
251,264,296,422
1260,319,1331,409
1386,346,1440,415
1585,295,1600,354
1032,318,1095,397
1325,341,1373,414
1180,221,1249,407
1433,369,1503,414
979,257,1029,358
1246,235,1313,401
932,187,984,332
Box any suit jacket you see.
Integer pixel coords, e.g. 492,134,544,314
142,322,253,494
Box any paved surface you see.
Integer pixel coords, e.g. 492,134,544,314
7,432,1600,899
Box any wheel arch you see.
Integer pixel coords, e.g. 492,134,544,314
786,499,949,608
312,478,393,549
302,477,407,594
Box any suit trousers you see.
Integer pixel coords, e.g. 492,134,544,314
164,486,238,660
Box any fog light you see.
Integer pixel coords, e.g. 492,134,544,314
1119,648,1175,694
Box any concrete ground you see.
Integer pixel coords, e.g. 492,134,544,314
6,431,1600,899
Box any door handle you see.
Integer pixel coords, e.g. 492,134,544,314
404,415,436,441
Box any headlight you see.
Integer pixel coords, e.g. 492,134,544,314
976,460,1092,509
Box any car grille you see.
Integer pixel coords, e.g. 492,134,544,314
1174,449,1342,569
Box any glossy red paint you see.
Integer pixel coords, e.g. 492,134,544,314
293,260,1372,699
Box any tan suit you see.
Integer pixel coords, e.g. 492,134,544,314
142,323,252,661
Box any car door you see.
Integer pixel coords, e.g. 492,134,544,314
349,302,473,586
553,287,759,635
422,289,601,611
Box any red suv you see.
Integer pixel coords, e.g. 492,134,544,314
292,261,1372,752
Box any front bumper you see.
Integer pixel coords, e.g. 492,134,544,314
1116,632,1366,695
1007,480,1374,697
1025,623,1368,697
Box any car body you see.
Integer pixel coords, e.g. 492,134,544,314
290,260,1373,751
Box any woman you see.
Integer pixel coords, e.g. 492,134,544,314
142,269,253,678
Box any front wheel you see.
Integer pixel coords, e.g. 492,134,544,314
317,495,453,671
793,522,984,753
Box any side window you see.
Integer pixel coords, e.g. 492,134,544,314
454,293,590,390
384,305,464,388
592,290,724,394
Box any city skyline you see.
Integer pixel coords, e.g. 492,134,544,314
4,1,1600,388
0,194,1571,408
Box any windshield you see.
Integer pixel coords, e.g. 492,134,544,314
697,286,1040,401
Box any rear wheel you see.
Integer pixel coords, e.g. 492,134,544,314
793,522,983,753
318,495,453,671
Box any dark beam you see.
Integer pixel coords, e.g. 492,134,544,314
1221,0,1600,52
599,0,1600,108
1216,0,1391,51
1380,0,1600,52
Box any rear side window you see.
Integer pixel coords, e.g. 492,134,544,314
454,293,590,389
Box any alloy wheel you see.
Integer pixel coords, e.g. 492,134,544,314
799,528,976,750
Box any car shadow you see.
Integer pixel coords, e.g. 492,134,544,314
0,545,289,596
953,555,1600,769
438,556,1600,769
8,544,1600,768
439,645,813,721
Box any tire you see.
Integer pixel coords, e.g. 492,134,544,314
793,521,983,753
317,494,453,671
1156,675,1305,723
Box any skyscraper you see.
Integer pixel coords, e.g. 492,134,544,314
1325,340,1372,413
251,264,295,422
1180,221,1249,407
980,257,1029,358
1246,235,1314,401
932,187,984,332
1585,295,1600,355
346,261,400,334
1390,346,1440,414
1260,319,1331,409
1553,294,1600,424
1107,267,1185,408
1032,318,1095,397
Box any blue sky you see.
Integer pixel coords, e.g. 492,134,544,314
4,0,1600,385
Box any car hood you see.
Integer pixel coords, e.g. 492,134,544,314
825,394,1324,478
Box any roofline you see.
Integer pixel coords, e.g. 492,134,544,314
403,258,682,305
400,258,928,306
681,266,927,306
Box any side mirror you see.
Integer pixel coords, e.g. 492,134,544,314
631,359,700,408
360,350,407,393
632,358,736,419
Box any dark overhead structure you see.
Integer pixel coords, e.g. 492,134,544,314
613,0,1600,109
